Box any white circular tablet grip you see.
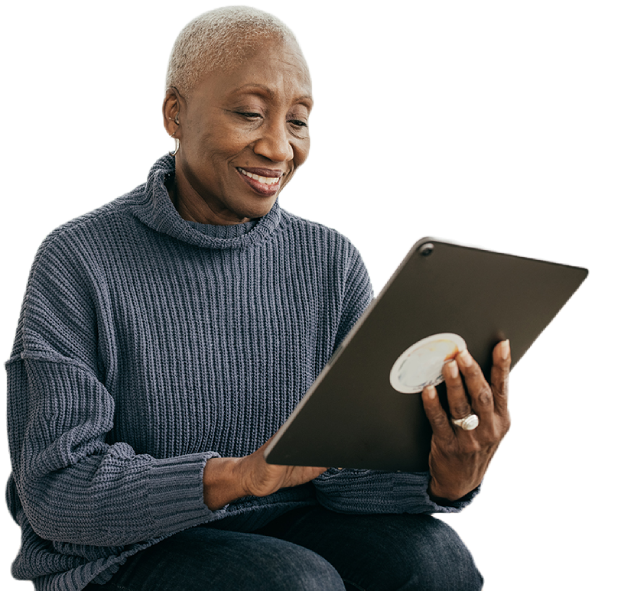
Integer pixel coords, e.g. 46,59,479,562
389,333,467,394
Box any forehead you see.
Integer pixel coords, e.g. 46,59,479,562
195,37,312,107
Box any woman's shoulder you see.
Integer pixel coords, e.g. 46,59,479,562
27,190,145,287
47,185,143,237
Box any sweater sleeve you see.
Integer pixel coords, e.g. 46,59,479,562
5,234,226,547
313,468,480,514
312,241,480,515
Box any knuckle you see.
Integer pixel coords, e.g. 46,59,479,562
430,413,446,429
496,372,510,391
462,439,482,455
461,362,479,378
477,388,493,407
426,408,446,427
472,440,483,453
446,373,464,389
490,370,502,389
452,401,471,418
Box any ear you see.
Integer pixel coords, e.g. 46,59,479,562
162,88,182,138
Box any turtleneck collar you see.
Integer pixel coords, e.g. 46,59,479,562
128,153,282,250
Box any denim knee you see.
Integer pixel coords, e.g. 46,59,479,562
333,514,483,591
266,548,346,591
88,525,347,591
406,517,483,591
255,509,482,591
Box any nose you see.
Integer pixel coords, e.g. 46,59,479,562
253,120,294,163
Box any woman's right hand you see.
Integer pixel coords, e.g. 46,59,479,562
240,437,328,497
202,438,327,510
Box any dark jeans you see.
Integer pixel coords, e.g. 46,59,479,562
85,506,483,591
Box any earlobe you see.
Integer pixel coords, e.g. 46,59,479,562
166,110,180,156
162,88,183,157
167,113,180,135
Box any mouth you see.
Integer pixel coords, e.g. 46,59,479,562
236,167,283,197
235,167,282,197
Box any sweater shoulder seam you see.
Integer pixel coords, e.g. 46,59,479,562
37,197,133,255
7,350,96,375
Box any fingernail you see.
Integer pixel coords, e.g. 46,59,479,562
446,360,458,379
500,339,510,360
459,349,473,367
423,385,436,399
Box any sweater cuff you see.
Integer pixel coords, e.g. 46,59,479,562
314,469,480,515
409,477,481,514
148,452,226,535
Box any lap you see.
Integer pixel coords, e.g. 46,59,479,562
261,507,483,591
85,507,482,591
85,525,344,591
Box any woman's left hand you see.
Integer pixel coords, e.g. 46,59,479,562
421,340,511,502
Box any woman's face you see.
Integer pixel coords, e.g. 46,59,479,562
168,37,313,224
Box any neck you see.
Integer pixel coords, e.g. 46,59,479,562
166,164,252,226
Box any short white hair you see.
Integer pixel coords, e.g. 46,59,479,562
166,6,299,96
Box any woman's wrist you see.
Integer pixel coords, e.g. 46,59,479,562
428,475,468,503
202,456,246,510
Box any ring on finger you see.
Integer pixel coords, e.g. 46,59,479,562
451,413,479,431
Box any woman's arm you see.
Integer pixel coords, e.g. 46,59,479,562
7,234,223,547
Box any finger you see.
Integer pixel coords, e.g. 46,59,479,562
490,339,511,416
422,385,454,444
456,349,495,421
443,359,473,421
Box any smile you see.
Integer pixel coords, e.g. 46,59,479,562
237,168,281,185
236,167,283,197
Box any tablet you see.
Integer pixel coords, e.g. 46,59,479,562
264,237,588,472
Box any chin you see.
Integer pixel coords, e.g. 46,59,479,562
238,196,278,220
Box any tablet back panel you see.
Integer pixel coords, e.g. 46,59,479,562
264,238,587,472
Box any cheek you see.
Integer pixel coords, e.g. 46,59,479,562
194,122,245,157
196,135,240,171
294,138,311,167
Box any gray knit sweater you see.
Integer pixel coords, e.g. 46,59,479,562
5,154,477,591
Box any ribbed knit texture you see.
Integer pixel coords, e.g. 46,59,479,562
5,154,477,591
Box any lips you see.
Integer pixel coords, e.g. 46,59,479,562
236,167,283,197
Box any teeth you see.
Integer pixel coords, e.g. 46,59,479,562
238,168,280,185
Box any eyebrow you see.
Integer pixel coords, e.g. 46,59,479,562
230,83,313,107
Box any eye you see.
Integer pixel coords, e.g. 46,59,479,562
288,119,308,128
238,112,262,120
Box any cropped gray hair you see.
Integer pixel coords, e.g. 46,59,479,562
166,6,298,96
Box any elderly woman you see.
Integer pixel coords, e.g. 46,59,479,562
6,6,510,591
